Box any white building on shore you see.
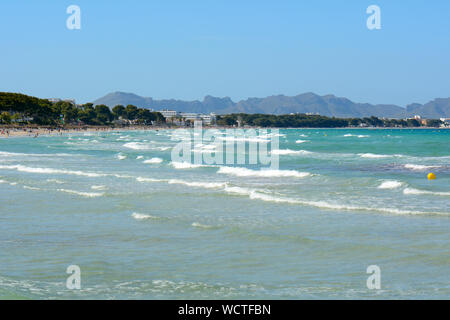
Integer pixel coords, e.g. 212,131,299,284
158,109,216,125
159,110,179,118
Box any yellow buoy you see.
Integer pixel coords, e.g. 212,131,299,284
427,172,436,180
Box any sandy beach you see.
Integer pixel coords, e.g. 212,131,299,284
1,125,447,138
0,126,165,138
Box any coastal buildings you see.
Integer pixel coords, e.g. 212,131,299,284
159,110,179,119
440,118,450,127
158,109,216,125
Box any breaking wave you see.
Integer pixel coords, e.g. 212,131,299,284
217,166,311,178
168,179,227,189
143,158,163,164
170,162,210,169
403,188,450,197
57,189,104,198
404,164,442,171
359,153,395,159
245,192,445,216
271,149,312,155
131,212,161,220
343,134,369,138
123,142,151,150
378,180,404,189
0,165,106,177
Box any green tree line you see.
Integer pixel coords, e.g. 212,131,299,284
216,113,443,128
0,92,165,125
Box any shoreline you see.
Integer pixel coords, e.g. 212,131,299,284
1,125,448,138
0,126,165,138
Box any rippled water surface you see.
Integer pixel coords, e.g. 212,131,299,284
0,128,449,299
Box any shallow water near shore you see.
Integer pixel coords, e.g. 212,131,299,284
0,128,449,299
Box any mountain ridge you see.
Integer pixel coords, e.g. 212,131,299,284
93,91,450,119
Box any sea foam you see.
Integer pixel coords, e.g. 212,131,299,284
131,212,160,220
245,192,444,216
192,222,215,229
123,142,151,150
343,134,369,138
403,188,450,196
404,164,441,171
143,158,163,164
57,189,104,198
170,162,210,169
0,165,106,177
378,181,404,189
217,166,311,178
271,149,311,155
359,153,392,159
168,179,226,189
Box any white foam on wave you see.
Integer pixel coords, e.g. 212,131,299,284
136,156,144,160
378,180,404,189
217,166,311,178
343,134,369,138
117,153,127,160
0,165,106,177
46,179,64,184
404,164,441,171
295,140,308,144
143,158,163,164
271,149,312,155
222,186,262,197
136,177,165,183
57,189,104,198
217,136,270,143
91,185,107,191
192,222,215,229
403,188,450,196
131,212,160,220
219,184,444,216
168,179,226,189
359,153,391,159
245,192,443,215
23,186,41,191
0,151,73,157
170,162,210,169
123,142,151,150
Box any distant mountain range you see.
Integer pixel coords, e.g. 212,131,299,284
93,92,450,119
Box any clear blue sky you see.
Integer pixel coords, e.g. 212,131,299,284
1,0,449,106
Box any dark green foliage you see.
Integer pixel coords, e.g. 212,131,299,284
215,113,442,128
0,92,166,126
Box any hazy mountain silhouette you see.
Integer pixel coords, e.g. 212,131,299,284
94,91,450,118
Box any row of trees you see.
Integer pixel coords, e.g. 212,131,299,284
216,114,444,128
0,92,445,128
0,92,165,125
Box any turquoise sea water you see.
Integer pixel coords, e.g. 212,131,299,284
0,128,449,299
